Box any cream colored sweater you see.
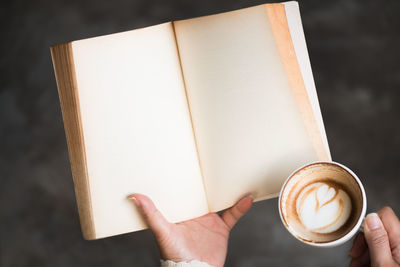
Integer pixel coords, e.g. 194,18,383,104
160,260,214,267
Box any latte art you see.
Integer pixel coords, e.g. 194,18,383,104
296,182,352,234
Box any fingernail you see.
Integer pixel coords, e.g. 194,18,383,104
365,213,382,231
127,194,140,206
246,192,256,200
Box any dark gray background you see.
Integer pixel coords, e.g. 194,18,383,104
1,0,399,266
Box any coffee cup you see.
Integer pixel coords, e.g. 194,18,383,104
278,161,367,247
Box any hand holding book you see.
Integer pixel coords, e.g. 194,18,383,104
128,193,253,267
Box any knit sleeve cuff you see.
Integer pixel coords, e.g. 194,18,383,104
160,259,215,267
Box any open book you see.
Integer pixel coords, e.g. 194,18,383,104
51,1,331,240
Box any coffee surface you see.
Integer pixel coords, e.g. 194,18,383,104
296,181,352,234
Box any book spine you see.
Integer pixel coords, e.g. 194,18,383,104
50,43,96,240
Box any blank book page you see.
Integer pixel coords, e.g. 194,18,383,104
72,23,208,238
174,5,319,212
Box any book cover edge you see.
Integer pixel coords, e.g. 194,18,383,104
265,3,330,161
50,43,96,240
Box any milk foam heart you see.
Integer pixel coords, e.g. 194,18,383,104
296,182,351,234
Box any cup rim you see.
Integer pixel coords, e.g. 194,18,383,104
278,161,367,247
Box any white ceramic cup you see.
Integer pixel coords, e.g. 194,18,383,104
278,161,367,247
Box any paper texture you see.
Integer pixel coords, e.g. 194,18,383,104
72,23,208,238
174,5,320,212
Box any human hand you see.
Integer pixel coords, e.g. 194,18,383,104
128,194,253,267
349,206,400,267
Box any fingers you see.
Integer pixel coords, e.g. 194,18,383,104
378,206,400,263
221,196,253,230
349,232,367,259
128,194,171,241
363,213,393,266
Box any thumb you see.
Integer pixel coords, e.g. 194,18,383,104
221,196,253,230
128,194,171,241
364,213,393,267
